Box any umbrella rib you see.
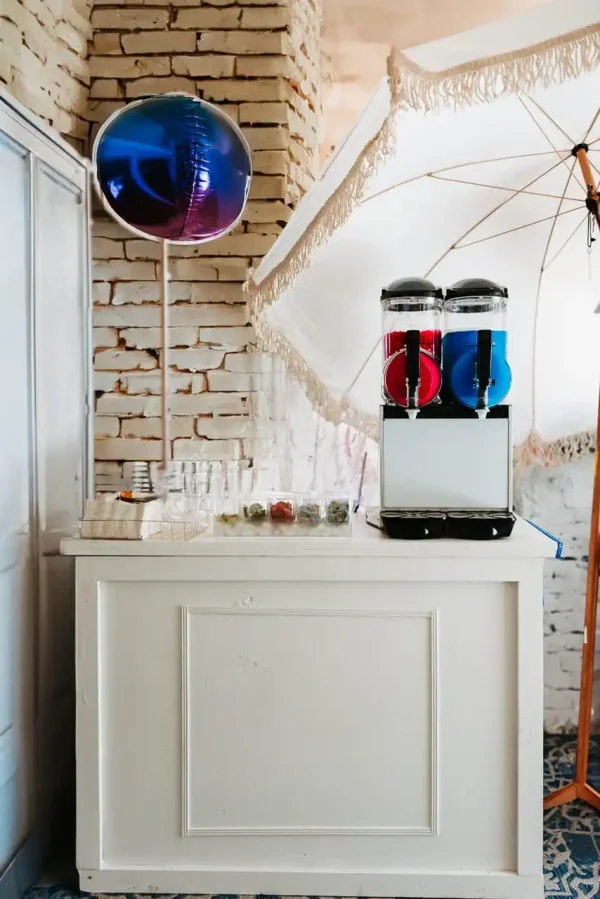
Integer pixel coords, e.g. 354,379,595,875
456,206,582,250
523,96,573,145
518,97,586,195
363,152,570,207
582,106,600,183
543,214,589,272
429,173,580,202
423,157,565,278
530,157,578,432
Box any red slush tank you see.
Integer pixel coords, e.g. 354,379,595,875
380,277,443,410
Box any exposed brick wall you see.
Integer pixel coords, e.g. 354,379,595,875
88,0,321,485
516,456,595,731
0,0,92,148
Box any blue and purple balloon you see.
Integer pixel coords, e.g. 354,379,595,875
93,93,252,243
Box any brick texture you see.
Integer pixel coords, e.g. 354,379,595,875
89,0,321,477
515,455,595,731
0,0,92,148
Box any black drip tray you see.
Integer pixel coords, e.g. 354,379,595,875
446,511,516,540
380,510,516,540
380,510,446,540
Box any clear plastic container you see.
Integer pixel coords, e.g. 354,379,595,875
243,498,268,522
268,495,297,524
444,278,508,333
443,278,511,412
324,496,352,527
380,277,443,409
297,495,324,526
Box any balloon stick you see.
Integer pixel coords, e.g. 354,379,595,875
160,239,170,474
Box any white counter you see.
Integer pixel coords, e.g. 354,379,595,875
64,518,554,898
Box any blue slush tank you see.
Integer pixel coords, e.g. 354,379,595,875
442,278,512,414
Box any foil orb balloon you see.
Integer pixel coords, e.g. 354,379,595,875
93,93,252,243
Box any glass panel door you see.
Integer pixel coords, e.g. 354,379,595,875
0,132,32,821
35,163,87,553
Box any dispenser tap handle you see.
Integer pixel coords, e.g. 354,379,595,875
476,329,492,410
405,329,420,409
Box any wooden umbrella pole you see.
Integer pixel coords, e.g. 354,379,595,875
575,388,600,786
544,146,600,813
576,146,599,202
160,239,170,474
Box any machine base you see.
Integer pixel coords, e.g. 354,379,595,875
380,510,516,540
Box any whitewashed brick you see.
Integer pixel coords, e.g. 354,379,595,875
121,372,193,394
93,327,119,348
95,372,120,392
204,259,250,281
169,232,275,257
172,55,236,78
191,374,207,393
252,150,288,174
126,77,195,98
190,283,244,304
195,416,249,438
93,219,127,240
90,79,123,99
243,126,288,151
91,7,168,29
200,326,254,347
121,418,193,439
95,461,123,478
236,56,292,78
90,55,170,79
95,349,157,371
198,30,287,55
174,7,241,29
240,6,290,28
244,200,292,223
91,32,122,54
121,327,198,349
169,393,246,415
121,31,196,54
225,353,254,372
92,237,124,259
173,439,241,461
93,260,155,281
94,306,160,327
169,349,225,371
249,175,286,200
197,78,287,102
95,416,120,438
93,282,112,304
240,102,289,124
95,438,163,461
171,305,247,326
112,281,192,305
96,394,159,416
207,370,252,392
169,259,219,281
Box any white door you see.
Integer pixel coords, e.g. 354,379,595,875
0,129,34,862
0,96,91,860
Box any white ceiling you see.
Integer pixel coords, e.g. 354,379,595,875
320,0,553,158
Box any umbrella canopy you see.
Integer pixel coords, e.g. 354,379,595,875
248,0,600,465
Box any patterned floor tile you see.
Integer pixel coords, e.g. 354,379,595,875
23,736,600,899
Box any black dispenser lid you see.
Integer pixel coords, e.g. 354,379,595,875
380,277,443,302
445,278,508,301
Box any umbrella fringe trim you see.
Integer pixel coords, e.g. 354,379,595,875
389,21,600,114
251,317,380,439
245,19,600,468
514,428,597,468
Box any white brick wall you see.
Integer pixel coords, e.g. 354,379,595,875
90,0,322,479
515,454,595,731
0,0,92,148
